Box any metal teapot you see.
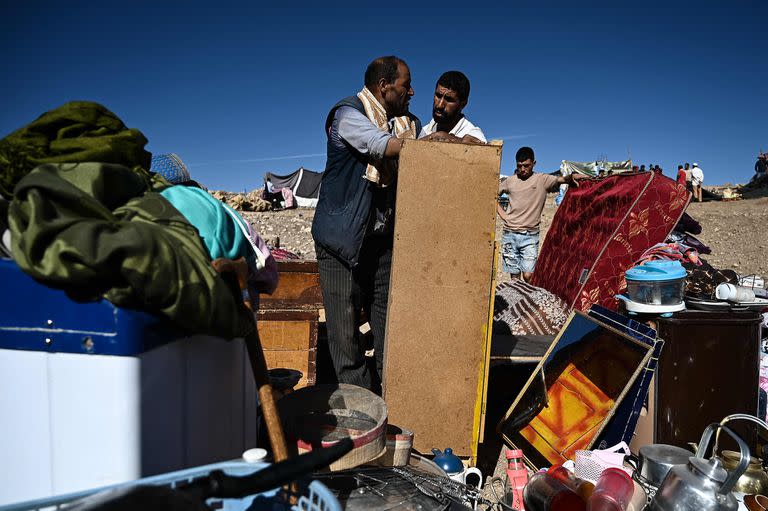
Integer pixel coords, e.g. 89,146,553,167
650,423,750,511
713,414,768,495
718,449,768,495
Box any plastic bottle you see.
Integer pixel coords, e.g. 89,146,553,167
504,449,528,510
716,283,756,302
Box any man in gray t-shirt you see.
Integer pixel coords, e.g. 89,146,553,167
498,146,585,282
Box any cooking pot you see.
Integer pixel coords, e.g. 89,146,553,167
627,444,694,488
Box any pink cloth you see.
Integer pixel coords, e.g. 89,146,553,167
635,242,702,267
244,221,279,296
280,188,295,209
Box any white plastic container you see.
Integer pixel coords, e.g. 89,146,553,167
0,260,258,505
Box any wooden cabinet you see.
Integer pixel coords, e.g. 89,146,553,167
654,310,761,448
258,261,323,389
631,310,762,451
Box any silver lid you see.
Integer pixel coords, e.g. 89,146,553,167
689,457,727,483
640,444,695,464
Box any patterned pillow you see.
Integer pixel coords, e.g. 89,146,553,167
493,280,570,336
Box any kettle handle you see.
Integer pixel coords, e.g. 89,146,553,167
696,423,751,496
713,414,768,455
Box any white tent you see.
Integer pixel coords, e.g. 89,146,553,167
560,160,632,177
264,167,322,208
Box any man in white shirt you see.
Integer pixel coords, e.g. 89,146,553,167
420,71,486,144
691,162,704,202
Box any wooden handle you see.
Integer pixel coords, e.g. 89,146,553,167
212,257,290,462
245,332,289,462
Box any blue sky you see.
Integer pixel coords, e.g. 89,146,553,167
2,2,766,190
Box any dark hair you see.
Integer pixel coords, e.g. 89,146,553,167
515,146,535,162
678,165,683,169
436,71,471,101
365,56,404,89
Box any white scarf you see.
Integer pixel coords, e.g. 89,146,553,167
356,86,417,187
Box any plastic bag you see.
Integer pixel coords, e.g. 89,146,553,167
574,442,633,484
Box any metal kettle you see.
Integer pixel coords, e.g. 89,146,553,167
650,423,751,511
713,414,768,495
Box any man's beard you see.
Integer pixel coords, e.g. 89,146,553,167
432,110,450,123
433,109,458,126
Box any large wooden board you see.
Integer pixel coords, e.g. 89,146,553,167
383,139,502,459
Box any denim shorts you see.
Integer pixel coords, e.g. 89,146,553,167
501,230,540,275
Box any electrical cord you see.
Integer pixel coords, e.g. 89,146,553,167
487,477,518,511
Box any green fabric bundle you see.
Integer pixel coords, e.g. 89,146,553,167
3,101,256,339
10,162,256,339
0,101,151,199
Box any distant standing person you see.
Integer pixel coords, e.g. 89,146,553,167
684,162,692,192
497,146,585,282
419,71,486,143
691,162,704,202
676,164,686,185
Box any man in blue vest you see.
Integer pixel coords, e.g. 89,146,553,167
311,56,421,393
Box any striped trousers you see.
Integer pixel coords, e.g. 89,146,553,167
315,235,392,394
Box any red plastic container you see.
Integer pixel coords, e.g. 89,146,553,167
523,472,586,511
587,468,634,511
547,465,595,500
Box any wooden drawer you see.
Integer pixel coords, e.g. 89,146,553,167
257,309,318,388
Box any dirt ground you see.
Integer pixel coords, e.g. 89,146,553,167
241,189,768,282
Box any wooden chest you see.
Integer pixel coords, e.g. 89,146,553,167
258,260,323,389
260,261,323,310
